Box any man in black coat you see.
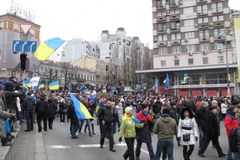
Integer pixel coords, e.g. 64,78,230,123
35,95,48,132
99,101,118,152
195,101,208,148
23,92,35,132
198,106,226,158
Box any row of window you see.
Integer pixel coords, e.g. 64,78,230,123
160,56,224,67
157,28,226,41
158,42,224,53
157,3,223,15
157,15,225,31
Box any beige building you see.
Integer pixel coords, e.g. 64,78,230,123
136,0,238,97
71,56,115,85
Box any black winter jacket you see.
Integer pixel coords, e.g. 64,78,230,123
47,99,57,119
5,91,22,110
23,95,35,111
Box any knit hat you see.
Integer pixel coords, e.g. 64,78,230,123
162,108,170,114
125,107,133,114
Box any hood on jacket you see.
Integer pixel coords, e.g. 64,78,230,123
4,81,15,91
160,115,172,123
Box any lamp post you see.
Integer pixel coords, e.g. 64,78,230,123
220,28,233,97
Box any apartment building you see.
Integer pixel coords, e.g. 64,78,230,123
137,0,238,97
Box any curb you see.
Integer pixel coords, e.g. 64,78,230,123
0,126,21,160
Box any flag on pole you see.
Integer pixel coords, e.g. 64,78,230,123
69,93,93,120
49,80,59,90
164,73,169,90
34,37,65,61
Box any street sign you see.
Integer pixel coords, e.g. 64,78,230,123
12,40,37,53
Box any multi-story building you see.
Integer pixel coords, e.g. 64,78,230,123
136,0,238,97
62,38,100,62
71,56,112,85
0,13,40,80
32,61,96,86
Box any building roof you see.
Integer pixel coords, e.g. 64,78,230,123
136,64,238,74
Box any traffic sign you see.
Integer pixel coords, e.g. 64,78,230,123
12,40,37,53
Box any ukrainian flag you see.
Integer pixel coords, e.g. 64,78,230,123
23,79,32,88
38,83,45,89
85,89,90,95
102,87,107,93
34,37,65,61
96,102,104,113
70,93,93,120
49,80,59,90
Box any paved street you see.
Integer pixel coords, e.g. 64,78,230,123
6,118,229,160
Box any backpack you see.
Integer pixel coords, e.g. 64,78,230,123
229,128,239,152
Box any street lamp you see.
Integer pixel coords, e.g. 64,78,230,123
220,28,233,97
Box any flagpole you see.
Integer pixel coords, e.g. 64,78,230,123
21,61,43,82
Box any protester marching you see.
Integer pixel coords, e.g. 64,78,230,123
1,75,240,160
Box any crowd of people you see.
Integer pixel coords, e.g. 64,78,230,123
0,76,240,160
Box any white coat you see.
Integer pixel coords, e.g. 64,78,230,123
177,117,198,145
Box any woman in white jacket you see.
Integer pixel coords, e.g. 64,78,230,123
177,107,198,160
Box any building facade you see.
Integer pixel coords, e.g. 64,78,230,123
62,38,100,62
0,13,40,80
136,0,239,97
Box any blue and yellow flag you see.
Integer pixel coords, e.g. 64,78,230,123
38,83,45,89
102,87,107,93
181,73,189,85
85,89,90,95
164,73,169,90
69,93,93,120
34,37,65,61
49,80,59,90
23,79,32,88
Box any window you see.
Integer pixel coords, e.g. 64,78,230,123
197,5,208,14
170,0,179,5
13,23,20,31
161,60,166,67
218,56,224,63
203,57,208,64
198,17,209,24
214,42,224,50
212,3,223,13
214,28,224,38
157,11,166,16
158,34,167,41
159,47,167,54
188,58,194,65
0,22,3,29
170,9,180,14
199,30,209,39
212,15,224,22
200,43,210,51
184,19,194,26
185,32,195,39
156,0,166,7
170,21,180,30
171,33,181,40
172,46,181,53
183,7,194,14
158,23,167,31
185,45,196,52
174,59,179,66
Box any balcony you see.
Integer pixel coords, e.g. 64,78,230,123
170,27,180,32
157,15,167,22
199,37,210,42
157,29,167,34
169,2,179,8
156,2,166,10
197,11,208,17
171,39,181,45
212,9,224,15
196,23,209,29
158,41,167,46
197,0,207,3
169,14,180,21
214,36,225,42
213,21,224,28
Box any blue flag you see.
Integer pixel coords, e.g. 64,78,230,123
164,73,169,90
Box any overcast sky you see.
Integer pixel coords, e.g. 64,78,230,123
0,0,239,49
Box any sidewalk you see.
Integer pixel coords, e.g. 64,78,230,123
0,126,21,160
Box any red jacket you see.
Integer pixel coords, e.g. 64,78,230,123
136,110,152,124
224,113,239,137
